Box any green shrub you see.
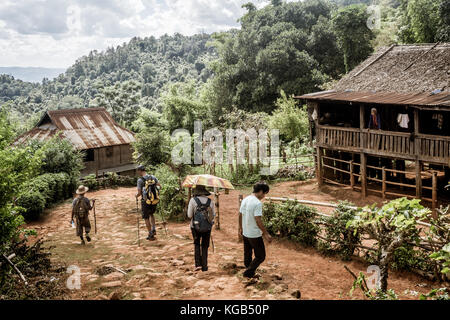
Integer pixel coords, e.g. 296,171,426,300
18,172,73,220
83,174,100,191
390,245,435,273
36,135,84,177
263,200,319,246
16,191,46,220
318,201,361,261
153,164,186,221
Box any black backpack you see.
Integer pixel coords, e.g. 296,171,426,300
192,197,213,233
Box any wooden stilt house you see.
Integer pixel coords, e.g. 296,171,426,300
296,43,450,209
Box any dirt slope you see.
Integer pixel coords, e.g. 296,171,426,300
27,180,435,300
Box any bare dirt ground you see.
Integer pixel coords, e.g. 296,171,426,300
27,179,436,300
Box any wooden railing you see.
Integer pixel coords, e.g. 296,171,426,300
317,125,450,163
417,134,450,161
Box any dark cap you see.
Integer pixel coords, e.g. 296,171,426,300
137,165,146,172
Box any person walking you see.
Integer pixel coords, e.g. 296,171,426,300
136,165,161,241
238,182,272,278
71,185,95,245
187,185,215,272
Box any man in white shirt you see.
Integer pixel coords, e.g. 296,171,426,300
238,182,272,278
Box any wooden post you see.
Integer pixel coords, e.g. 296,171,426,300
415,160,422,198
316,147,323,187
238,194,243,243
361,153,367,198
432,172,438,218
214,187,220,230
350,160,355,189
382,166,386,200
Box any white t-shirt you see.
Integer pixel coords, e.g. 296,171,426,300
239,195,263,238
397,114,409,128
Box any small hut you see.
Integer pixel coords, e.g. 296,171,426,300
296,43,450,209
15,107,137,176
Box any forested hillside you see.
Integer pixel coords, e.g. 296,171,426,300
1,33,214,125
0,0,448,129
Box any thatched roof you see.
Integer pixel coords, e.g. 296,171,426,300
335,43,450,94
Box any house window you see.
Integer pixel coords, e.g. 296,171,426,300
106,147,114,158
84,149,95,162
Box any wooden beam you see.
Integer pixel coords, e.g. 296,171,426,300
360,153,367,198
316,147,323,187
432,172,438,218
353,44,396,77
416,160,422,198
404,42,439,72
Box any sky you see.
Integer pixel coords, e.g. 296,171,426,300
0,0,270,68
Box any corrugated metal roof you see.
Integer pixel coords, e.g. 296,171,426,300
14,108,135,150
295,90,450,108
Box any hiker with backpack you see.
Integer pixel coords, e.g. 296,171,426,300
136,165,161,241
71,185,95,245
239,182,272,278
187,185,215,272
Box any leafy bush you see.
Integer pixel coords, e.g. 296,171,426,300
153,164,185,221
133,128,172,168
390,245,435,273
83,174,100,191
16,191,46,221
35,135,84,177
263,200,319,247
318,201,361,260
0,206,25,253
347,198,430,292
18,172,74,221
80,173,137,191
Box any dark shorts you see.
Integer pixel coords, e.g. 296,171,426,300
75,215,91,236
142,202,157,219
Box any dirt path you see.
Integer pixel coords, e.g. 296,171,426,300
28,180,435,300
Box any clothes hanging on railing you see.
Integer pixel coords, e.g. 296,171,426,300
397,113,410,129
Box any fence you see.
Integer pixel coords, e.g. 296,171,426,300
317,152,439,214
262,196,444,280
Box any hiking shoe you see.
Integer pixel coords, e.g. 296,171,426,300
80,239,86,245
194,267,202,272
86,235,91,242
146,234,156,241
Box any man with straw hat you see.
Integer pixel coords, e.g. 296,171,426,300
187,185,215,272
71,185,95,245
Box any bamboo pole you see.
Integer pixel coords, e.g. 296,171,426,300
432,172,438,219
238,194,243,243
214,187,220,230
350,160,355,189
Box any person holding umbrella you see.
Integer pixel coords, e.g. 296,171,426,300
187,185,215,272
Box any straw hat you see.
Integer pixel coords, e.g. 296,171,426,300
192,185,211,196
76,185,89,195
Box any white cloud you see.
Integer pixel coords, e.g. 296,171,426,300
0,0,271,68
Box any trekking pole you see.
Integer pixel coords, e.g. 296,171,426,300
136,199,140,247
160,209,168,236
93,199,97,234
211,234,215,253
